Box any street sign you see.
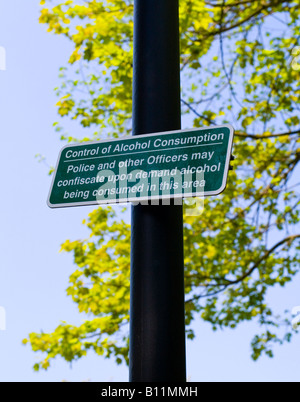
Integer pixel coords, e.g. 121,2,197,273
47,124,234,208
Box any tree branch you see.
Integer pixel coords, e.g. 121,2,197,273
181,99,300,140
235,130,300,139
185,234,300,302
224,234,300,285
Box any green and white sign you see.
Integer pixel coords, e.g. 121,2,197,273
47,124,234,208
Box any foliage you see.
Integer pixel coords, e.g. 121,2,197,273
25,0,300,370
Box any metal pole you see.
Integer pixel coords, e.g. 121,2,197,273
129,0,186,382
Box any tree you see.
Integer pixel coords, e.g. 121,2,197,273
24,0,300,371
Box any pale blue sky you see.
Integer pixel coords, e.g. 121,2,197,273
0,0,299,382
